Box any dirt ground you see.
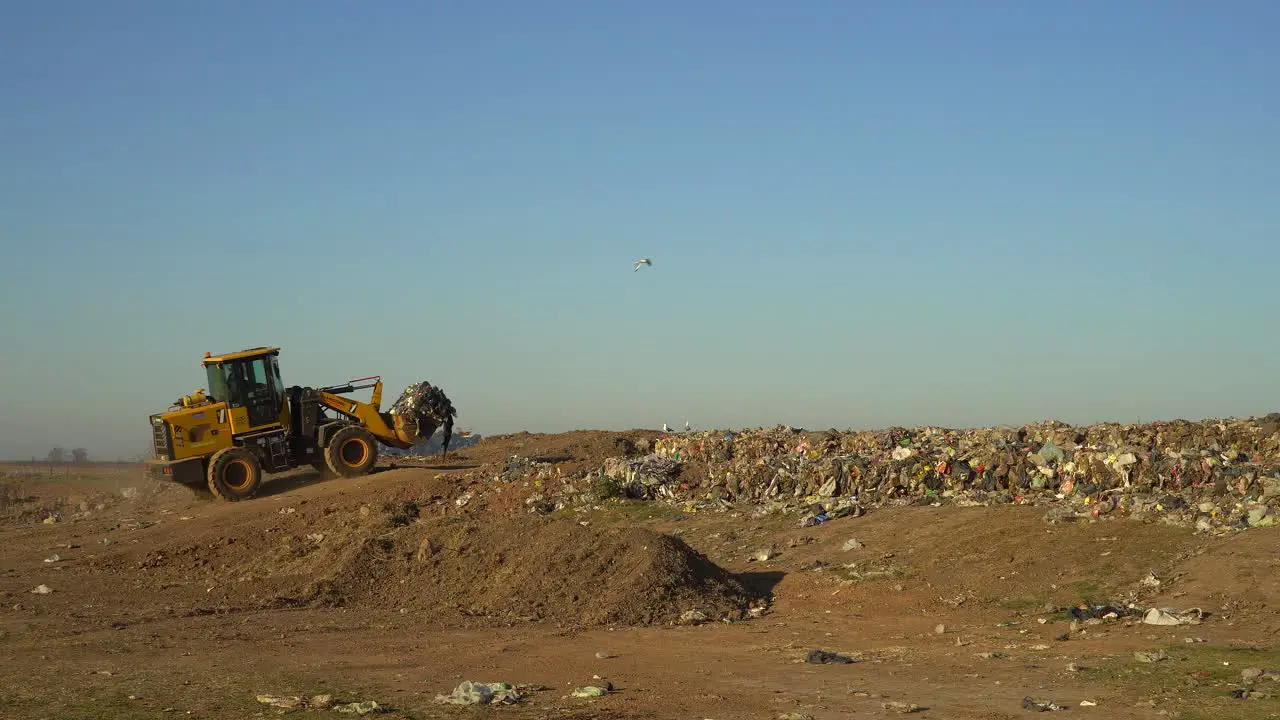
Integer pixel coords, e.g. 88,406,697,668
2,433,1279,720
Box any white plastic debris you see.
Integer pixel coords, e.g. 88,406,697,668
434,681,521,706
1142,607,1204,626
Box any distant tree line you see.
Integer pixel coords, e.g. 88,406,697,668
44,447,89,464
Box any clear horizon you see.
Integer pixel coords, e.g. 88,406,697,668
2,1,1278,461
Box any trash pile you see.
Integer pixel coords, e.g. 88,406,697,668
387,381,457,453
1067,602,1205,627
575,415,1280,533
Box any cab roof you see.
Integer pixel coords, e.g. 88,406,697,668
202,346,280,364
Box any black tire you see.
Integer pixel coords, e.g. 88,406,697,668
207,447,263,501
325,425,378,478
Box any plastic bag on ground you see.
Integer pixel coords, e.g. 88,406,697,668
1142,607,1205,626
434,681,521,706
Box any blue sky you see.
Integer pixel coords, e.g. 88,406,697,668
1,1,1277,460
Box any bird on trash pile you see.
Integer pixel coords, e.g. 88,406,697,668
634,257,652,272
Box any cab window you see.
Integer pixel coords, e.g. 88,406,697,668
250,358,268,385
205,364,229,402
268,357,286,398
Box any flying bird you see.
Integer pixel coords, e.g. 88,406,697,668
633,257,652,272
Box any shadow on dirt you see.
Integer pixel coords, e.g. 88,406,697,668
737,570,786,601
389,462,480,471
186,465,435,502
257,470,332,498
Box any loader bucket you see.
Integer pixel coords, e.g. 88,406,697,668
386,381,456,453
390,413,440,447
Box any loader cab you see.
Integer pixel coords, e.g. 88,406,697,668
201,347,288,431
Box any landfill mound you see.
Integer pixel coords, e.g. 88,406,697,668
553,415,1280,533
274,512,754,627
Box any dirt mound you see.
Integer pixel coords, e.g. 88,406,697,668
295,514,755,626
96,490,758,628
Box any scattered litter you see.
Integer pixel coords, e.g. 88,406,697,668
595,651,615,659
1022,696,1069,711
1068,604,1141,622
842,538,864,551
751,548,776,562
256,694,334,710
934,624,946,635
333,700,382,715
805,649,855,664
882,701,922,713
1080,700,1097,707
257,695,303,710
571,685,610,698
43,554,60,563
434,681,521,706
778,713,814,720
31,584,52,595
1142,607,1204,626
679,609,710,625
1135,650,1169,663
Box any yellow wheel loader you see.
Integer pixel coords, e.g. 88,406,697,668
144,346,456,500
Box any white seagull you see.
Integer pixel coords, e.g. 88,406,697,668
633,257,652,272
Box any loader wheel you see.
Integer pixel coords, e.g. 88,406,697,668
325,425,378,478
207,447,263,501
